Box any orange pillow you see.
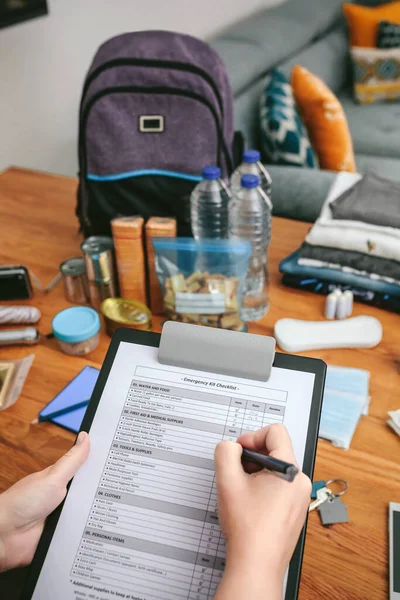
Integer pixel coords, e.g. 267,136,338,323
343,2,400,48
291,66,356,173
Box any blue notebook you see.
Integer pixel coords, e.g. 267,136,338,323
39,366,99,433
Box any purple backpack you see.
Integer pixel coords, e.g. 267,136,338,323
77,30,241,236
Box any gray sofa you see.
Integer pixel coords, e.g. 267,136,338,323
211,0,400,222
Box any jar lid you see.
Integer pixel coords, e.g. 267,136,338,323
52,307,100,343
101,298,151,326
81,236,113,254
60,257,86,276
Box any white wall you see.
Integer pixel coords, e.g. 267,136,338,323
0,0,283,176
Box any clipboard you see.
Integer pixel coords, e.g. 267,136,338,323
22,323,326,600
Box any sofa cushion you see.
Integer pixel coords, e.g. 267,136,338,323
231,24,349,150
354,0,400,5
260,69,317,168
292,66,356,172
355,152,400,179
267,165,336,222
233,79,264,149
279,24,350,94
268,155,400,224
378,19,400,46
338,87,400,157
343,2,400,47
211,0,344,96
351,46,400,104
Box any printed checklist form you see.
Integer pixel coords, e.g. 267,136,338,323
29,340,318,600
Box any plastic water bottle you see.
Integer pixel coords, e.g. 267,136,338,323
231,149,272,199
190,166,230,239
228,173,272,321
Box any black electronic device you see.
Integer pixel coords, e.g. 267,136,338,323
390,502,400,600
0,266,33,300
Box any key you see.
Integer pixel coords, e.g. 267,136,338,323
311,478,348,499
308,487,334,512
319,495,349,526
311,480,326,499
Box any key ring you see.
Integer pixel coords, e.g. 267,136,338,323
326,478,348,497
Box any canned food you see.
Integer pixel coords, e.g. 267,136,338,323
60,257,89,304
81,236,117,308
101,298,152,337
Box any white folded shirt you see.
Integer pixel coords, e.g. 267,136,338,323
305,172,400,261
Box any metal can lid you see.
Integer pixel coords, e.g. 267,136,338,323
81,236,114,254
101,298,151,328
60,257,86,276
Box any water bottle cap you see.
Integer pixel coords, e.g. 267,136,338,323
243,149,260,163
241,174,259,188
202,165,221,180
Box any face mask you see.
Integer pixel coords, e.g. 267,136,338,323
319,365,370,450
388,410,400,437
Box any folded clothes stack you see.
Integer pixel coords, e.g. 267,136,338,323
279,172,400,313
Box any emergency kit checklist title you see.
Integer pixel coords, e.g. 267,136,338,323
182,376,239,391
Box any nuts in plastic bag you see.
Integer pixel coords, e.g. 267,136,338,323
152,238,251,330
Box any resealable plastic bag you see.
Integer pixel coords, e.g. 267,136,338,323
152,238,251,330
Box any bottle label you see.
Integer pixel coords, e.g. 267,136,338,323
175,292,226,315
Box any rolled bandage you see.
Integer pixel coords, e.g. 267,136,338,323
0,306,41,325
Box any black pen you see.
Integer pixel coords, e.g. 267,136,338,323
241,448,299,482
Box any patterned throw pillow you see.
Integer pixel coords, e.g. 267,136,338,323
351,46,400,104
259,69,317,168
291,65,356,173
343,2,400,48
378,20,400,48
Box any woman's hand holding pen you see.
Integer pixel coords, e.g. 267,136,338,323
0,432,90,573
0,422,309,600
214,424,312,600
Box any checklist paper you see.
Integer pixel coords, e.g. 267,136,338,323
31,342,315,600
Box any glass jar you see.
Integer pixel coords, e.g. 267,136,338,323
52,306,100,356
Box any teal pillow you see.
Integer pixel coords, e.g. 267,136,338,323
260,69,318,168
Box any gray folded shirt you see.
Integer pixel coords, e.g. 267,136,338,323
330,172,400,228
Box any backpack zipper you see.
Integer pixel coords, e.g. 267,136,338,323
80,58,224,119
79,85,233,229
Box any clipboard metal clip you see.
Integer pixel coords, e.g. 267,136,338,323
159,322,276,382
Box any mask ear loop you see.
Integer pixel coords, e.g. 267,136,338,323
326,478,348,497
31,271,61,293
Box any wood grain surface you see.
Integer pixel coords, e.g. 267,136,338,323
0,167,399,599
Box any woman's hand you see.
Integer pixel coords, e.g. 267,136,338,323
214,424,311,600
0,431,90,572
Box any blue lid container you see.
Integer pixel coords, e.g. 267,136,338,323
52,306,100,343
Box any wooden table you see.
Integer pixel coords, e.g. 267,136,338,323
0,167,399,599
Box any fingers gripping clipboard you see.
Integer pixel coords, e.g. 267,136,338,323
22,322,326,600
